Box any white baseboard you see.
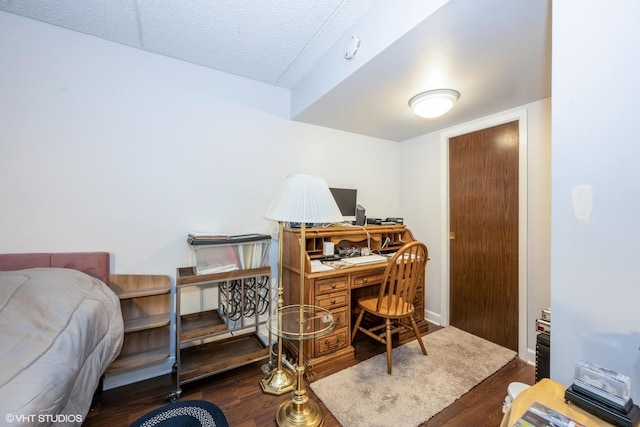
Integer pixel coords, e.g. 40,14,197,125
522,347,536,366
424,309,441,326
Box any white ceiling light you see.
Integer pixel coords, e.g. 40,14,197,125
409,89,460,119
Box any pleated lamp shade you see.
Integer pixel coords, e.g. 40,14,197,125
265,175,343,224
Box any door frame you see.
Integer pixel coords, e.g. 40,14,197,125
439,108,528,360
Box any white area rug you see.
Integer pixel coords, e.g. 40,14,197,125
310,326,516,427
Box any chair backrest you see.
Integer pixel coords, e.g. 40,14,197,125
377,241,428,314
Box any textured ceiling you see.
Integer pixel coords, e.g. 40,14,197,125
294,0,552,141
0,0,551,141
0,0,376,88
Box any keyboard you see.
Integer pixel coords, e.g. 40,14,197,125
341,254,388,265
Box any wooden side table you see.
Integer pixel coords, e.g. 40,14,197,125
501,378,615,427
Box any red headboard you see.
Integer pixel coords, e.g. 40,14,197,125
0,252,110,284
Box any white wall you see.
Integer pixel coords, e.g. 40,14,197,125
552,1,640,402
0,12,401,387
0,8,560,391
399,98,552,363
0,11,401,275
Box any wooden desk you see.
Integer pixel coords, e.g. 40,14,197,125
501,379,615,427
281,225,429,378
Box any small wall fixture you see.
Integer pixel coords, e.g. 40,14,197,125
409,89,460,119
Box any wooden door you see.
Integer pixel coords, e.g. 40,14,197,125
449,121,519,351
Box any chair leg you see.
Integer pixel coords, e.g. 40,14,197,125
351,310,365,342
386,319,392,375
410,316,428,356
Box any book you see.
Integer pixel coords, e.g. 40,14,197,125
513,401,585,427
188,231,228,238
187,232,229,244
311,260,334,272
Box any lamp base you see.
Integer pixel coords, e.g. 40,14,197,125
260,367,296,395
275,397,324,427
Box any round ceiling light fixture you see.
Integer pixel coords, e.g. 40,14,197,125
408,89,460,119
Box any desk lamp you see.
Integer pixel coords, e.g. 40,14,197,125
264,174,343,427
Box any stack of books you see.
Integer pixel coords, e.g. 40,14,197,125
536,307,550,333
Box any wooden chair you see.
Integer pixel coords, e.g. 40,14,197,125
351,241,429,374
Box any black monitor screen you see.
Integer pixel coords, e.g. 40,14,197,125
329,188,357,219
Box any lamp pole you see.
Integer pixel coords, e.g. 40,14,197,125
275,222,325,426
261,221,296,395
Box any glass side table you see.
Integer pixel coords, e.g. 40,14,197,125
268,304,335,427
269,304,335,341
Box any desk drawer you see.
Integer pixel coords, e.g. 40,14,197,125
315,327,349,357
352,270,385,288
316,291,348,309
329,306,348,330
314,276,348,295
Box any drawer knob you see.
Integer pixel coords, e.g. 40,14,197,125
363,278,369,283
331,299,336,305
331,283,336,289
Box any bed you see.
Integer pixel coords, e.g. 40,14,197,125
0,252,124,426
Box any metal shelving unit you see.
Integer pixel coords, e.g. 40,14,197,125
170,266,271,402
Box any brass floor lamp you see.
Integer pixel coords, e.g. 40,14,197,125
264,174,344,427
260,220,296,395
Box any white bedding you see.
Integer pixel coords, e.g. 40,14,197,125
0,268,123,426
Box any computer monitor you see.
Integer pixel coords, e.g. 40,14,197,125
329,188,357,223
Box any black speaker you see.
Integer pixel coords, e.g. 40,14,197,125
536,332,550,382
355,204,366,226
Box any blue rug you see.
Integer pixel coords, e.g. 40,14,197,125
130,400,229,427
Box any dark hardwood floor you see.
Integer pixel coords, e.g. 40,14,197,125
85,326,534,427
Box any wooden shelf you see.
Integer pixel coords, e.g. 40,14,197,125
106,347,169,374
180,309,227,342
107,274,172,377
123,313,171,334
117,287,170,299
176,266,270,286
179,334,268,384
109,274,170,296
